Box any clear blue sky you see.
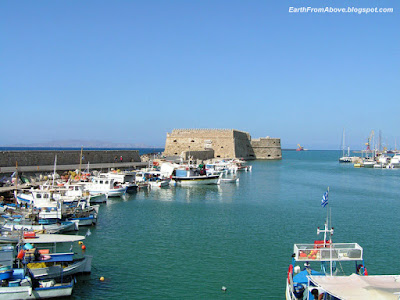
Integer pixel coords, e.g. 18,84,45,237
1,0,399,149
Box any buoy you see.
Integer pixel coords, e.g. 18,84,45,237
81,245,86,250
221,286,227,292
100,277,105,281
78,241,83,245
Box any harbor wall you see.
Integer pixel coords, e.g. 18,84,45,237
0,150,141,168
163,129,282,160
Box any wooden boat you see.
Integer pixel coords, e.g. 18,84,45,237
172,168,220,186
284,191,396,300
0,271,74,300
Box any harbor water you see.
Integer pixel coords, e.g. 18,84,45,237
72,150,400,299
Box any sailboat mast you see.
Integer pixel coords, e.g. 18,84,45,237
79,146,83,177
52,155,57,187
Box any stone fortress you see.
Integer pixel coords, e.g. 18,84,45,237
163,129,282,160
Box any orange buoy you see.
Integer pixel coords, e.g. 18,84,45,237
81,245,86,250
100,277,105,281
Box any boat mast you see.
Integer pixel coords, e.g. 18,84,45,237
79,146,83,177
52,155,57,187
342,129,345,157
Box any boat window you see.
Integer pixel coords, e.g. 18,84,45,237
100,180,103,184
191,140,195,142
36,194,42,199
44,194,49,199
173,140,177,142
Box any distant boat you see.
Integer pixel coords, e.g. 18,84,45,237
296,144,304,151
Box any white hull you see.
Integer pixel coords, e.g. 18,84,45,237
2,222,76,233
173,176,220,186
30,255,92,279
0,280,73,300
88,193,108,203
149,180,170,188
89,188,125,197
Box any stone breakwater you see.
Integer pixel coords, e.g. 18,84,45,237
0,150,141,168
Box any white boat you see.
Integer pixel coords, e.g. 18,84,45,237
0,276,74,299
172,168,221,186
1,221,77,234
220,175,239,183
338,129,358,163
85,177,127,197
387,154,400,168
284,191,395,300
88,193,108,204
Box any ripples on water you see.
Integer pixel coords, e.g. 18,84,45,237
72,150,400,299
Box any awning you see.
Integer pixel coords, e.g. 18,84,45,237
309,274,400,300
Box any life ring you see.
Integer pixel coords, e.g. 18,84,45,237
357,264,368,276
287,264,294,283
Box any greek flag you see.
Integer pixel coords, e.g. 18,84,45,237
321,190,328,207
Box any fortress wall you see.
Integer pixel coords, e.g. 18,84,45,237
182,150,215,161
233,130,254,159
164,129,236,159
0,150,141,167
250,138,282,160
164,129,282,160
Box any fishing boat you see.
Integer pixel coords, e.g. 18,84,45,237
219,175,239,184
0,274,74,299
84,176,127,197
286,190,370,300
285,190,400,299
172,168,221,186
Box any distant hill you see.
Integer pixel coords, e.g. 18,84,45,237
6,140,158,148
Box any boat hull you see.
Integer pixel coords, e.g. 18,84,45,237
0,280,74,300
172,175,220,186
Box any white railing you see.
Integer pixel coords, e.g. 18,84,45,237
293,242,363,261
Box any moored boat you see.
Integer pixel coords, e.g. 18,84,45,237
286,189,372,300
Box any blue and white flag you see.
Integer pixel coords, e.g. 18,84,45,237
321,190,328,207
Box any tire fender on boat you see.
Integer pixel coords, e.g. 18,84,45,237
287,264,294,283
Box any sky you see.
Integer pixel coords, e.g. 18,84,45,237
1,0,399,149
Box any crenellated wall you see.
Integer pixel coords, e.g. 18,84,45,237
164,129,282,160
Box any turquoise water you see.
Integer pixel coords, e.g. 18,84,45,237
71,150,400,299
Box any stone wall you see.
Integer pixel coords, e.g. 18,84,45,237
0,150,141,167
182,150,215,161
251,138,282,159
164,129,237,159
164,129,282,160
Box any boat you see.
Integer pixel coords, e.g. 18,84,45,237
172,168,221,186
286,189,372,300
296,144,304,151
0,273,74,299
220,175,239,184
1,220,77,234
338,129,358,163
88,192,108,204
85,176,127,197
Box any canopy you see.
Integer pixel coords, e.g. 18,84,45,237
23,234,85,244
309,274,400,300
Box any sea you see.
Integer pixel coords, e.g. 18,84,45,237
13,149,400,299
